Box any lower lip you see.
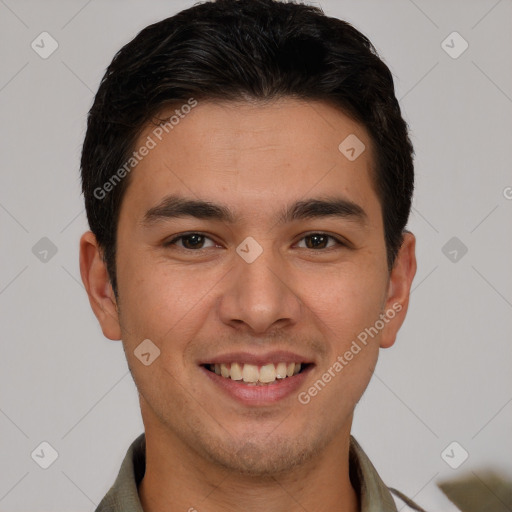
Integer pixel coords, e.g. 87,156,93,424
201,365,313,406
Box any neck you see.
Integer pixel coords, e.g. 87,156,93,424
139,422,359,512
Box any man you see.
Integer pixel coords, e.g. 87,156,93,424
79,0,422,510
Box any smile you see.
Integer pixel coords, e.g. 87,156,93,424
200,351,314,404
205,362,304,385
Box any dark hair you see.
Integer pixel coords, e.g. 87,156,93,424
81,0,414,296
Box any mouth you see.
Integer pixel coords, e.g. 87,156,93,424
199,353,314,405
203,361,311,385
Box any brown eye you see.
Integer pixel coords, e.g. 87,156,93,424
165,233,216,250
297,233,343,250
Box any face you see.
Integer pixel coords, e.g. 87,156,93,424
81,98,416,476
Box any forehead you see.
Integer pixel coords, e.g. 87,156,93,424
119,98,381,227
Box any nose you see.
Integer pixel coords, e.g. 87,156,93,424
217,245,302,335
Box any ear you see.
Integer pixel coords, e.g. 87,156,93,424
379,231,417,349
79,231,122,340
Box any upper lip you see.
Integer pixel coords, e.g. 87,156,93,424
200,350,315,366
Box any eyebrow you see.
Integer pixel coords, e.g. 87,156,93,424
142,194,368,227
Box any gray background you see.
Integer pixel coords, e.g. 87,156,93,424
1,0,511,510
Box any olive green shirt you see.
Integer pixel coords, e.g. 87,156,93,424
95,433,425,511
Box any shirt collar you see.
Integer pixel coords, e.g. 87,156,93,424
95,433,399,512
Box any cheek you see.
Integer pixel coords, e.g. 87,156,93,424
301,264,386,338
301,270,383,404
116,254,217,349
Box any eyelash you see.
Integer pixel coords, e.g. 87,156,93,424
164,232,346,251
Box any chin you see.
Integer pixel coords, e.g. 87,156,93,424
197,429,330,477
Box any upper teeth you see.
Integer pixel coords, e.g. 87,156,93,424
210,362,302,384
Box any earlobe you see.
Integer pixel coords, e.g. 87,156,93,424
79,231,122,340
379,231,417,349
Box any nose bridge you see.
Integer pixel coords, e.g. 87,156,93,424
218,237,301,333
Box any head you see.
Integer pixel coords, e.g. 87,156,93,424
80,0,416,476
